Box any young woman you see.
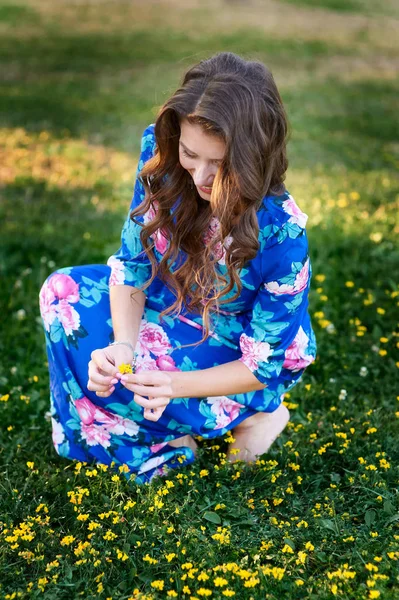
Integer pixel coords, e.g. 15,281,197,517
39,51,317,484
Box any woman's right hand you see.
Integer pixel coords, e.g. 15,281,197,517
87,344,134,398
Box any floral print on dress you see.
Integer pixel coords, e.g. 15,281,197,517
39,123,317,484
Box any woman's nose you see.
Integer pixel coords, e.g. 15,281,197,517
193,169,214,187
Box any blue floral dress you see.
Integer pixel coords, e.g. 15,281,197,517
39,123,317,484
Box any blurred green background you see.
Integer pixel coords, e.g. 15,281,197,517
0,1,398,598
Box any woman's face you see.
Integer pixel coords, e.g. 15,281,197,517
179,118,226,201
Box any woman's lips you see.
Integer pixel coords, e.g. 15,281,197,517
199,186,213,193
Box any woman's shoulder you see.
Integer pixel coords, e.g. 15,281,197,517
256,189,309,247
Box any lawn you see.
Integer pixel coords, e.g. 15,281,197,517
0,1,398,598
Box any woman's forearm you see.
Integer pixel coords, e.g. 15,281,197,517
109,285,146,349
168,360,267,399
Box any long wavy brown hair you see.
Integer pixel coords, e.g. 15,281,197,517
132,51,289,349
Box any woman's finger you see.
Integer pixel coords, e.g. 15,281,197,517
121,371,172,386
123,382,172,398
143,405,166,422
133,393,170,409
88,361,118,387
90,349,119,377
95,387,115,398
87,378,112,393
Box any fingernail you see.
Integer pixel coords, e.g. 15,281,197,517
109,386,115,393
111,378,118,385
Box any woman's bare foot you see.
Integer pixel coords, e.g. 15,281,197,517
167,434,198,457
226,404,290,463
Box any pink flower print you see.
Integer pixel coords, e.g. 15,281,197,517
283,326,315,372
150,441,168,453
282,195,308,229
153,229,169,255
156,354,180,371
136,353,158,373
207,396,245,428
239,333,273,372
48,273,80,303
138,454,166,475
137,320,172,357
81,422,111,448
39,281,57,331
143,201,169,255
75,397,98,425
56,300,80,336
121,417,140,437
107,256,126,286
203,216,221,245
93,409,125,435
264,258,309,296
293,258,309,293
51,418,65,446
76,396,139,443
98,412,139,437
264,280,296,295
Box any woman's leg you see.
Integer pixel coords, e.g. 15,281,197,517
167,434,198,455
226,403,290,463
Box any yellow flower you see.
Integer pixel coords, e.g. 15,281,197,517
151,580,164,591
296,551,307,564
37,577,48,592
76,513,89,521
165,553,176,562
305,541,314,551
60,535,75,546
103,531,118,541
297,520,308,528
26,461,35,469
116,549,129,561
295,580,304,586
118,363,133,374
214,577,228,587
199,469,209,477
369,591,380,599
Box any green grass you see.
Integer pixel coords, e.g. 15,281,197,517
0,1,399,598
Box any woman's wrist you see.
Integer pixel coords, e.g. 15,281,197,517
109,340,135,354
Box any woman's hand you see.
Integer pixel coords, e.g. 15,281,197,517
118,370,174,422
87,344,133,398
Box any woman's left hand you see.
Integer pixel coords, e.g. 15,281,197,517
117,370,174,422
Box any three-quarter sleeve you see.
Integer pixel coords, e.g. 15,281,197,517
107,124,156,291
238,215,317,389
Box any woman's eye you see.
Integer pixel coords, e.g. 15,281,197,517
182,149,221,165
